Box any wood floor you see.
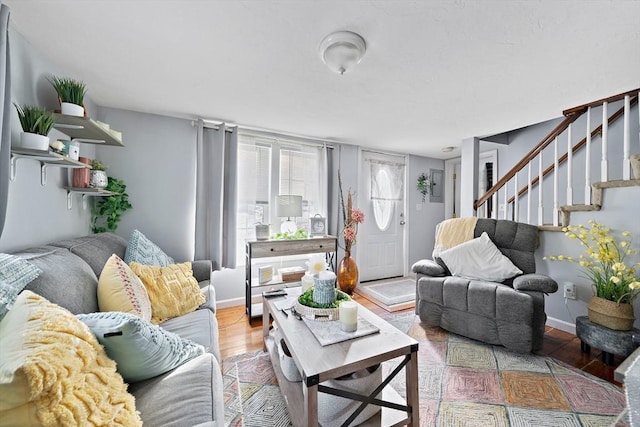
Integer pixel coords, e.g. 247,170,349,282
217,293,624,386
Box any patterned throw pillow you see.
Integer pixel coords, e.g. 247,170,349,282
77,311,205,382
124,229,175,266
0,253,42,321
0,291,142,426
98,254,152,321
130,262,205,324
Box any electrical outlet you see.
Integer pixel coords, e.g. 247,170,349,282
564,282,576,299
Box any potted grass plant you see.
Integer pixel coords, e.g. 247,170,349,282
14,103,56,151
48,76,87,117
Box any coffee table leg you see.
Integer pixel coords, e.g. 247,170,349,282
406,347,419,426
303,382,318,427
262,298,270,352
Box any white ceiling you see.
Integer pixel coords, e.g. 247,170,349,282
5,0,640,159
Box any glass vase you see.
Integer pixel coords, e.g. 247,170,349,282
337,251,359,295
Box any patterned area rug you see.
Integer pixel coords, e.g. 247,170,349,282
223,312,628,426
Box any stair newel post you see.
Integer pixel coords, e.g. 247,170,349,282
601,101,609,182
623,95,631,180
526,162,532,224
566,123,573,206
584,106,592,205
513,170,519,221
538,151,544,226
553,137,559,226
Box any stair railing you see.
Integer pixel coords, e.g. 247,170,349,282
474,88,640,227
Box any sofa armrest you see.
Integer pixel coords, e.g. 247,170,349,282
192,260,213,284
411,259,446,277
512,273,558,294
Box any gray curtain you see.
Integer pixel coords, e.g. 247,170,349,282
0,3,10,238
194,119,238,269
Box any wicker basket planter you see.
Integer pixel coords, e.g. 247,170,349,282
587,296,635,331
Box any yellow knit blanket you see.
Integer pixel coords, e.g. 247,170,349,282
432,217,478,258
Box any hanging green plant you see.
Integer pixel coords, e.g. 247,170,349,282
91,176,132,233
417,172,434,202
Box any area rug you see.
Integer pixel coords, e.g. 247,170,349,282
355,278,416,311
223,312,628,427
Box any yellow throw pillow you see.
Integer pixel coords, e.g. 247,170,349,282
98,254,152,321
0,291,142,427
130,262,205,324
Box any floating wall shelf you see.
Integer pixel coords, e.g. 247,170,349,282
53,114,124,147
10,148,90,186
65,187,118,210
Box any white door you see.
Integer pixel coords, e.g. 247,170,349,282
357,151,406,281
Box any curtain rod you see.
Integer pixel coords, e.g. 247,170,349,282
192,119,335,148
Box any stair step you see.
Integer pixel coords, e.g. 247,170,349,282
592,179,640,189
538,225,564,232
560,204,601,212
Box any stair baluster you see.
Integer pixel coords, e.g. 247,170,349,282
584,106,592,205
601,102,609,182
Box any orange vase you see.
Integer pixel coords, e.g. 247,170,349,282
337,251,359,295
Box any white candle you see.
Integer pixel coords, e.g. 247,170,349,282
339,301,358,332
301,273,314,292
318,270,336,281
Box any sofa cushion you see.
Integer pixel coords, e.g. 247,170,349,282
49,233,128,278
162,308,221,362
0,291,141,426
124,229,175,266
18,246,99,314
439,232,523,282
0,254,41,321
98,254,152,321
77,311,205,382
130,262,206,324
129,353,224,427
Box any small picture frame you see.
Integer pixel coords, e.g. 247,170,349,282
309,215,327,237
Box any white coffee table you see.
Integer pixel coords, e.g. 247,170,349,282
263,294,419,426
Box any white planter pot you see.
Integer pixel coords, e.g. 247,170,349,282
61,102,84,117
90,170,108,189
20,132,49,151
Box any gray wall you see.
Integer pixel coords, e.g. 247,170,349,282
95,107,197,261
0,28,96,252
407,155,445,268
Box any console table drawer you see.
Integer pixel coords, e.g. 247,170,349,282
250,238,336,258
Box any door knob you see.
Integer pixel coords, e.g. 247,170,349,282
400,220,406,225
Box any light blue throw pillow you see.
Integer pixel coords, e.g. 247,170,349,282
77,311,205,382
0,253,42,321
123,229,175,266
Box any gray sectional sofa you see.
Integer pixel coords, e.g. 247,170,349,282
413,218,558,353
12,232,224,427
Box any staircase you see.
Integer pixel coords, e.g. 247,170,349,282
474,88,640,230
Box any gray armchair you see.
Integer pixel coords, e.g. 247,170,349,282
412,218,557,353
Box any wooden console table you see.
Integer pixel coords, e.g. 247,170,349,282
245,236,337,323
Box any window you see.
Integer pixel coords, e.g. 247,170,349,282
235,134,326,265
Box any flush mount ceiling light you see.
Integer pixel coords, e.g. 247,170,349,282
319,31,367,75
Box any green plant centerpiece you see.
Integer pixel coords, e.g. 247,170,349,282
298,287,350,309
272,228,308,240
91,177,132,233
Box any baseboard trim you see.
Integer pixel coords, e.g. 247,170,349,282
216,296,245,310
546,316,576,335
